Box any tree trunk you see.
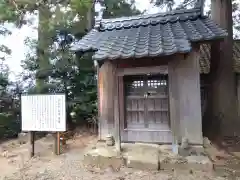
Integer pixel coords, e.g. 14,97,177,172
36,5,51,92
86,0,95,31
208,0,238,137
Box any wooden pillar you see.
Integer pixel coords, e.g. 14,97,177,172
168,59,180,152
168,49,203,145
179,49,203,144
114,76,121,151
98,61,117,140
54,132,60,155
95,61,101,140
237,75,240,117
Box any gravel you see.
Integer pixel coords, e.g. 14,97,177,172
0,133,237,180
2,149,229,180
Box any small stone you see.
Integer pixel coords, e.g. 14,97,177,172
181,137,189,149
2,150,8,158
190,150,198,156
186,155,213,171
18,132,28,145
105,135,114,146
118,177,125,180
46,133,54,138
8,158,16,164
203,137,212,148
178,147,190,157
124,171,132,175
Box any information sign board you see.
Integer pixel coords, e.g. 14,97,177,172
21,94,66,132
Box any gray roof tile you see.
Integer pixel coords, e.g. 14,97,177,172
71,8,227,61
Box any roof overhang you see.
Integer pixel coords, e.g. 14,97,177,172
71,7,227,62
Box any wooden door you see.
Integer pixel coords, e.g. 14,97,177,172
145,75,169,130
122,74,172,143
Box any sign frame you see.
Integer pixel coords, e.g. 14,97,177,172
21,93,67,132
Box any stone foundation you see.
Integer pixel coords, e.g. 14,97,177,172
83,146,123,171
123,143,160,171
159,155,213,172
178,145,207,157
83,143,213,172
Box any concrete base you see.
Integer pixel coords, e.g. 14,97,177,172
83,143,213,172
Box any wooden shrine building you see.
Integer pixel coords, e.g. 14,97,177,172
71,7,227,146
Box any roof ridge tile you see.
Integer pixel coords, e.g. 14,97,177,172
101,8,201,24
96,8,203,31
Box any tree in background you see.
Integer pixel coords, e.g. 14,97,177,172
151,0,175,11
151,0,240,138
0,54,23,138
99,0,140,18
207,0,238,138
0,59,12,138
232,0,240,39
0,0,142,135
150,0,202,11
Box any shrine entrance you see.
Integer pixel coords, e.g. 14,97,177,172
122,74,172,143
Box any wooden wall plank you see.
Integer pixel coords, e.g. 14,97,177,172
117,66,168,76
121,129,172,143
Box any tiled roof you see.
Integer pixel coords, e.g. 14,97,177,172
199,41,240,74
71,8,227,61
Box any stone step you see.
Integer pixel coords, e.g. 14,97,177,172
124,154,159,171
83,143,214,172
159,155,213,172
214,164,240,177
83,147,123,171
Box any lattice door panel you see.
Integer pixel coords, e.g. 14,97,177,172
124,74,170,130
125,76,146,129
145,75,170,130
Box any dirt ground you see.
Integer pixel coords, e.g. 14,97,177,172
0,130,239,180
